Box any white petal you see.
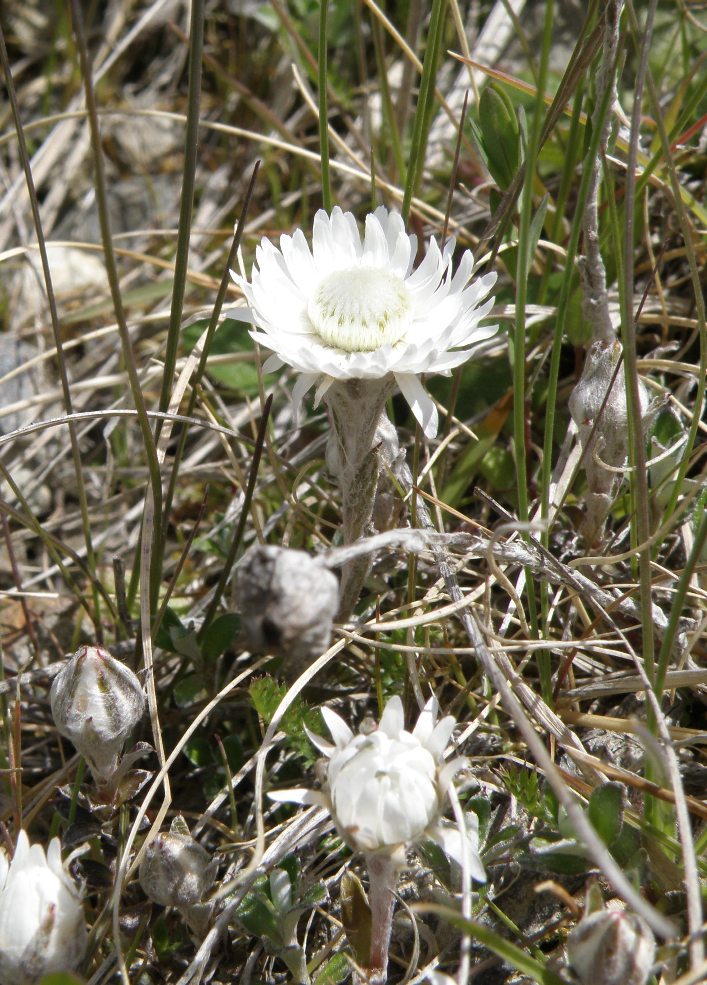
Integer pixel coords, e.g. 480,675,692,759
412,697,438,745
268,788,326,806
261,352,285,374
304,725,336,757
394,373,439,438
314,376,334,406
438,756,468,793
291,373,318,412
427,714,457,760
378,695,404,737
321,706,355,747
429,816,486,882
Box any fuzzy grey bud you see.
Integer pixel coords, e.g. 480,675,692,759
236,546,339,667
568,340,651,544
50,644,145,788
139,817,216,922
567,906,656,985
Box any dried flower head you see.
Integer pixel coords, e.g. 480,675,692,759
0,831,87,984
235,206,497,438
236,545,339,667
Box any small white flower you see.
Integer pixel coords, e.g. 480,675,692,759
269,696,485,879
50,644,146,787
0,831,87,984
235,206,497,438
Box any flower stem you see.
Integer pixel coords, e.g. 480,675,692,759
365,852,398,984
325,379,393,620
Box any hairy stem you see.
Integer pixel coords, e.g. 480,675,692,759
365,852,398,984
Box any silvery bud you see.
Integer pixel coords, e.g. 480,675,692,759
236,545,339,668
50,644,145,788
0,831,87,984
568,340,651,545
567,904,656,985
139,817,217,933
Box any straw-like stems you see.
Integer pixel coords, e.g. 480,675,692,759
401,0,446,222
68,0,164,602
0,23,101,630
318,0,332,212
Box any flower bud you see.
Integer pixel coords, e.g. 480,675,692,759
568,340,651,544
0,831,87,984
567,905,656,985
139,816,217,911
50,644,145,787
236,546,339,668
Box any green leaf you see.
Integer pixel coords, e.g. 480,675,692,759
340,869,371,968
249,676,323,762
479,444,516,490
532,850,589,875
220,734,244,772
564,282,592,346
154,605,190,653
182,317,274,394
609,821,642,867
151,914,189,958
527,194,549,263
172,673,207,708
201,613,241,663
313,950,352,985
468,796,493,843
182,736,212,767
418,904,565,985
237,886,280,941
478,84,521,189
588,781,625,846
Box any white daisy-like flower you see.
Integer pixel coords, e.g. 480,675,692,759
0,831,87,984
235,206,497,438
269,695,485,879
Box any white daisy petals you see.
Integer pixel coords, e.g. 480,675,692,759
236,206,497,438
269,695,485,882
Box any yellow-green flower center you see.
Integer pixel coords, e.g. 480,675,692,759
307,267,412,352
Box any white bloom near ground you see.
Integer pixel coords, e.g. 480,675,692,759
236,206,497,438
0,831,86,985
270,695,485,880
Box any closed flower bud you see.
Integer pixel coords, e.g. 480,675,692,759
139,816,217,911
236,545,339,668
0,831,87,984
567,905,656,985
568,340,651,544
50,644,145,788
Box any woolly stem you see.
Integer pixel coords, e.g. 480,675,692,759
364,852,398,984
325,379,395,620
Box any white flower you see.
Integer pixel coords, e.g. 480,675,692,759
269,696,485,879
235,206,497,438
0,831,87,984
50,644,146,787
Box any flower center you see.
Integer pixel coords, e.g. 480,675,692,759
308,267,412,352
